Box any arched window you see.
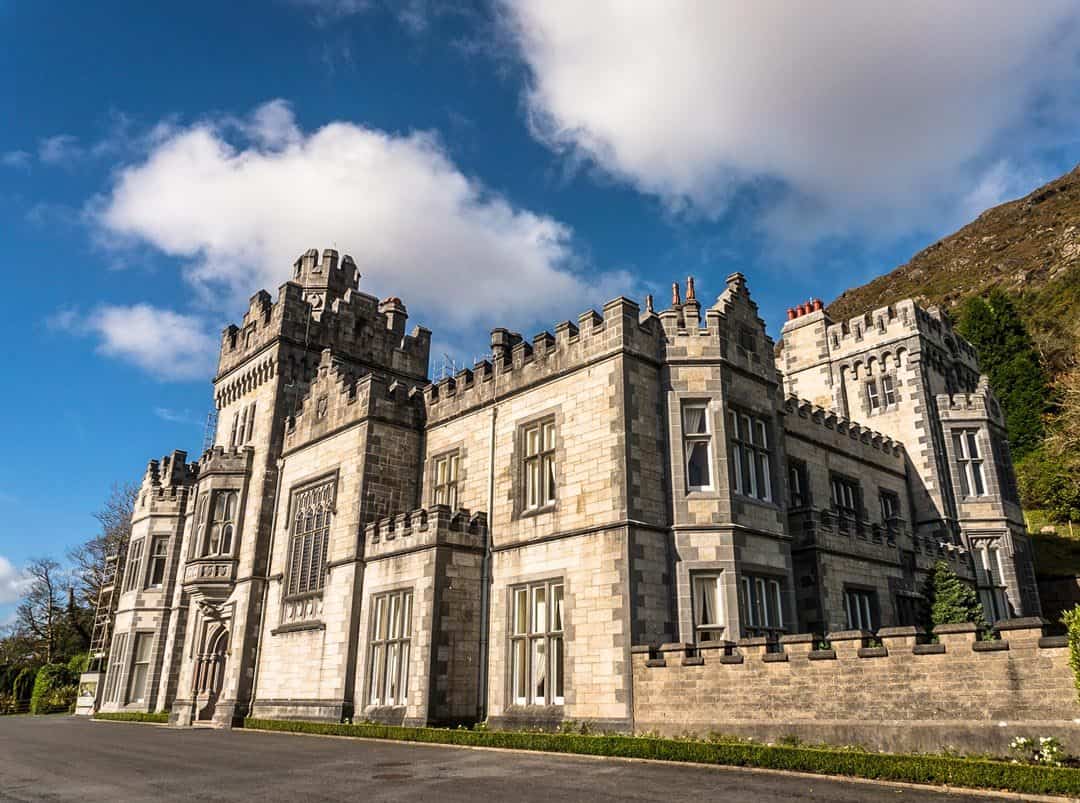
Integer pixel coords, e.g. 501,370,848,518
203,491,238,556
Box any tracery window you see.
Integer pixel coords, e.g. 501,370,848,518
202,491,237,556
286,480,334,597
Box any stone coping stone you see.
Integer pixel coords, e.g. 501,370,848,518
972,640,1009,652
1040,635,1069,648
857,646,888,658
877,625,923,638
737,636,770,647
994,616,1048,631
644,658,667,668
913,643,946,655
778,633,815,644
762,652,788,663
718,654,744,664
697,640,737,652
658,642,692,653
824,629,872,642
932,621,979,634
629,645,654,655
808,649,837,660
681,656,705,666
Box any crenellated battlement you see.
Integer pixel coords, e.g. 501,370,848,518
363,504,487,560
936,376,1002,423
783,395,905,457
197,444,254,476
424,296,665,423
216,249,432,384
137,449,198,514
283,348,424,451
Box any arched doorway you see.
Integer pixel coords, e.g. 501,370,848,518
195,627,228,722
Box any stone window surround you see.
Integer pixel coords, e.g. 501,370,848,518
509,407,563,521
282,472,338,601
681,399,716,492
365,586,414,708
948,426,988,499
123,538,145,594
145,534,171,590
728,406,774,503
500,569,572,710
507,576,565,707
125,630,155,705
427,443,466,509
738,567,786,635
188,480,248,562
842,583,879,631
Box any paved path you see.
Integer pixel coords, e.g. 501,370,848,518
0,716,999,802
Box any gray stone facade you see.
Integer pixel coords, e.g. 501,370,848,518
97,249,1041,730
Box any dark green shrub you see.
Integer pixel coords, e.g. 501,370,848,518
30,664,76,715
94,711,169,723
241,718,1080,796
12,666,37,704
924,560,986,631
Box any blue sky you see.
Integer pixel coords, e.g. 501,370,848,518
2,0,1079,621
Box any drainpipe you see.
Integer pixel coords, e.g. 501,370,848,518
246,454,285,718
477,393,498,722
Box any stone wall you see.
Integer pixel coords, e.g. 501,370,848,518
631,619,1080,755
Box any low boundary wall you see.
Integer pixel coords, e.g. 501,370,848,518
631,618,1080,755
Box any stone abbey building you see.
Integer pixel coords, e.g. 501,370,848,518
97,248,1041,729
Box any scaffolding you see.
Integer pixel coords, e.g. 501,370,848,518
87,548,125,673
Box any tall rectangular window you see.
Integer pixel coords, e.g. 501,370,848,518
146,536,169,589
974,543,1009,623
879,490,900,522
123,539,144,593
286,480,334,597
104,632,128,703
510,580,564,706
368,589,412,706
126,632,153,704
881,374,897,405
866,380,881,410
203,491,237,556
691,574,724,643
683,403,712,490
244,403,256,443
788,460,809,508
844,588,876,630
739,574,783,634
432,452,459,509
830,475,860,518
730,410,772,501
952,429,986,497
523,420,556,510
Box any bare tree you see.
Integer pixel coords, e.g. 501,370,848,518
67,483,138,611
14,558,68,663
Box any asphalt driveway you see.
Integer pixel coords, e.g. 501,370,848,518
0,715,1001,802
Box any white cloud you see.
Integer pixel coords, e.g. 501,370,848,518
502,1,1080,240
1,150,31,170
92,100,631,335
39,134,84,165
154,407,198,424
0,556,29,606
50,304,218,381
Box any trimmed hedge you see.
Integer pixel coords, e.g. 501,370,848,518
245,718,1080,796
94,711,170,724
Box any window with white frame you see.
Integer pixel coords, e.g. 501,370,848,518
368,589,412,706
974,543,1009,622
127,632,153,704
123,539,144,593
432,452,459,509
691,574,724,643
844,588,876,630
286,480,334,597
740,574,783,634
729,410,772,501
866,379,881,410
523,419,556,510
881,374,898,405
202,490,237,556
510,580,564,706
104,632,128,703
952,429,986,497
146,536,169,588
682,403,712,490
830,474,861,519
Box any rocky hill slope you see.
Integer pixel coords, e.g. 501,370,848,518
828,164,1080,374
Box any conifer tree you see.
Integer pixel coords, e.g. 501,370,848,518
924,560,986,630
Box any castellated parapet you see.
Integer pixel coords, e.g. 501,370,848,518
216,248,432,384
363,505,487,560
136,449,198,515
783,395,904,461
196,444,255,477
935,376,1004,425
283,348,424,453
